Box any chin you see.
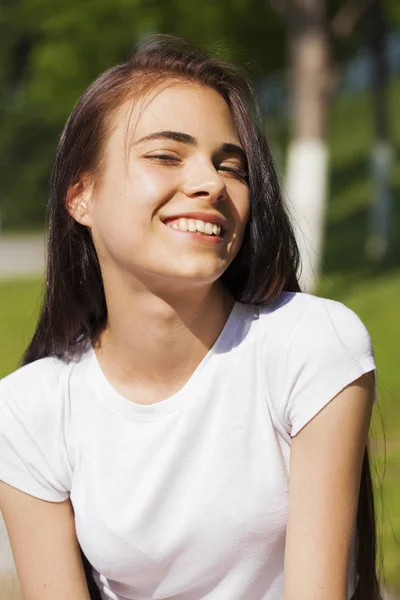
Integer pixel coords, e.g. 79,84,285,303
171,260,229,283
158,265,225,288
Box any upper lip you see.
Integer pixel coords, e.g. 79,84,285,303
161,212,229,231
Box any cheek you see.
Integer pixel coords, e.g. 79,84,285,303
129,162,178,205
243,193,251,222
94,170,172,231
88,190,144,257
234,188,251,230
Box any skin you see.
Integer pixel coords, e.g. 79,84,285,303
68,82,250,404
284,372,375,599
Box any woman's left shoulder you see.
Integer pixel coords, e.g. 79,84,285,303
256,293,376,438
257,291,372,346
295,293,373,352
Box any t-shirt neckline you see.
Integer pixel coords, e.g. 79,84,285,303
86,301,245,417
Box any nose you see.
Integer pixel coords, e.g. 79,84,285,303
182,158,227,204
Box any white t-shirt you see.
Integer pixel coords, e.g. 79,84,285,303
0,292,376,600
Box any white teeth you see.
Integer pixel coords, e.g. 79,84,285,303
195,220,205,233
178,218,188,232
167,218,223,236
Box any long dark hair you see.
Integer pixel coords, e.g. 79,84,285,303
21,35,381,600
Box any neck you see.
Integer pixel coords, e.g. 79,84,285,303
93,279,235,400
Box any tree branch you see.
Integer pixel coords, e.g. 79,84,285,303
331,0,372,39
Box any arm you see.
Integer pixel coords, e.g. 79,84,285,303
283,371,375,600
0,482,91,600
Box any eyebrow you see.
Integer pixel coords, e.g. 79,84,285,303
133,130,247,163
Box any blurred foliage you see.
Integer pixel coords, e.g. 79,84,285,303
387,0,400,25
1,0,398,229
0,0,284,229
0,0,399,229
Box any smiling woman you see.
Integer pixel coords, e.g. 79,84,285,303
0,35,382,600
66,82,250,297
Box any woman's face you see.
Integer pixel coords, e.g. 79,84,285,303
76,82,250,292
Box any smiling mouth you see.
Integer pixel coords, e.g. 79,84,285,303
162,217,225,238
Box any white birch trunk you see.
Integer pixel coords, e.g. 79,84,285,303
285,139,328,292
285,0,330,293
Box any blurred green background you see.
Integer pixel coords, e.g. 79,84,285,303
0,0,399,595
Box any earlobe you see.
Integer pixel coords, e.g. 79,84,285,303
66,180,92,227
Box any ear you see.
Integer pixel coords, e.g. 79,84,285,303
66,178,93,227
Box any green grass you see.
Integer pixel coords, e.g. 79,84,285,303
1,78,400,592
0,278,43,375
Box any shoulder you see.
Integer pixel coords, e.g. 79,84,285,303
257,290,363,326
256,291,373,357
0,355,78,412
256,291,314,337
255,293,376,438
0,356,80,501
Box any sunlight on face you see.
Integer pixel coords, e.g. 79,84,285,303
87,82,250,291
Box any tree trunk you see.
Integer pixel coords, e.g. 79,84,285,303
365,0,393,262
285,0,330,292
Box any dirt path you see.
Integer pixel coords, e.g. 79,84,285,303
0,234,45,279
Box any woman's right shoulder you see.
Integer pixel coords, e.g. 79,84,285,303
0,354,81,410
0,354,85,502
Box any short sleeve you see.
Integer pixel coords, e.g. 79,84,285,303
0,364,72,502
265,296,377,438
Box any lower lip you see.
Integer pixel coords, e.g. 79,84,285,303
163,224,225,244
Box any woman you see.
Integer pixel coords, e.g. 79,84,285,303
0,35,381,600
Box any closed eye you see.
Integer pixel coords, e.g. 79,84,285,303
218,165,249,181
145,154,248,182
145,154,180,163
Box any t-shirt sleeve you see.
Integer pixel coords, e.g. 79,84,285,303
0,366,72,502
265,296,377,438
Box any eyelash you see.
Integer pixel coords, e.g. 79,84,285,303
146,154,249,182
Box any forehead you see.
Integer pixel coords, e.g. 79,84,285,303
115,82,241,146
